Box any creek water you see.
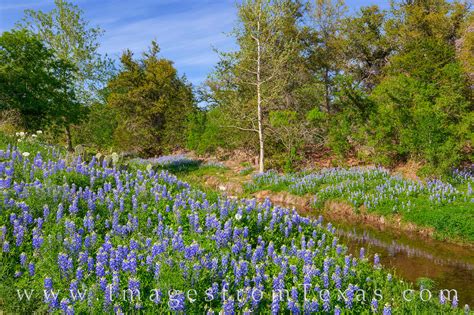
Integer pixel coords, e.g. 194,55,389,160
264,198,474,307
328,216,474,307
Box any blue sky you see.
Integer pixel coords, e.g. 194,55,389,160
0,0,390,86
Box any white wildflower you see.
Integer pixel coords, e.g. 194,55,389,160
36,130,43,134
22,152,30,157
218,185,226,191
235,213,242,221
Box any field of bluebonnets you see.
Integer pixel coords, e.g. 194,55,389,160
0,134,470,314
245,167,474,242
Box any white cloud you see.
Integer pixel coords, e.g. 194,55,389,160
95,1,237,85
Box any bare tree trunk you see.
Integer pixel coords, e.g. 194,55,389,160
256,19,264,173
65,124,73,152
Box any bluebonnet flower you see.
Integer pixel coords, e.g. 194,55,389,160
322,273,329,288
371,298,378,312
383,304,392,315
96,262,106,278
345,284,355,308
43,205,50,219
2,241,9,253
451,295,458,308
374,254,380,268
87,256,95,272
223,297,234,315
303,299,315,314
100,277,107,292
128,277,140,296
58,253,72,275
44,277,53,290
76,267,84,281
169,291,185,312
287,286,299,313
13,222,25,246
271,295,280,314
32,228,43,250
56,204,64,222
28,262,35,276
66,305,74,315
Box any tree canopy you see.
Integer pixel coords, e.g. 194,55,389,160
107,42,195,156
0,29,81,131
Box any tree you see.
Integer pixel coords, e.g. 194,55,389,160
0,30,80,132
456,10,474,89
107,41,195,156
306,0,347,113
388,0,469,48
341,5,392,91
18,0,114,149
366,0,473,171
19,0,113,102
210,0,300,172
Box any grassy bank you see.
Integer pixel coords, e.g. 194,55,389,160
243,168,474,243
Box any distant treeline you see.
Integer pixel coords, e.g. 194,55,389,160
0,0,472,174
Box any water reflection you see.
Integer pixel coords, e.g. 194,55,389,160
335,224,474,306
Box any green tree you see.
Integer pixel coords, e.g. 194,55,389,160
341,5,392,91
388,0,469,48
361,0,473,171
0,30,80,133
306,0,347,113
19,0,113,102
107,41,195,156
72,101,117,151
208,0,302,172
18,0,114,149
456,10,474,89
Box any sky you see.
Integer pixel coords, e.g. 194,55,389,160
0,0,390,87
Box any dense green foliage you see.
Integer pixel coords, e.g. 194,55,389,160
107,42,195,156
1,1,195,156
190,0,473,173
0,30,81,132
